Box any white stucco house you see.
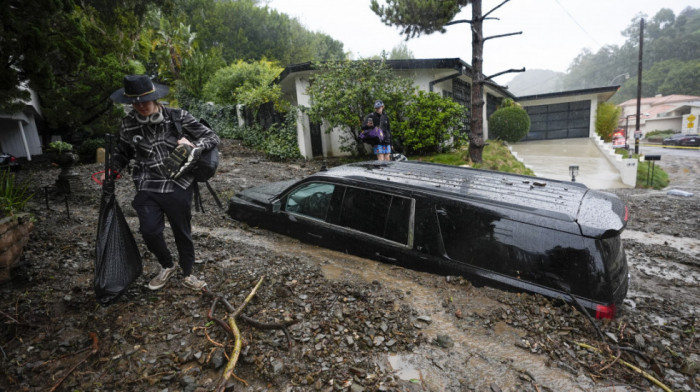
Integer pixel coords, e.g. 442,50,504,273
0,88,43,160
277,58,515,159
277,58,621,160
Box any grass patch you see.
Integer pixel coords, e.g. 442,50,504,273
616,149,670,189
413,140,535,176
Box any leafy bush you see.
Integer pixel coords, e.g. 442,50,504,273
645,129,675,140
47,141,73,154
179,94,300,160
595,102,622,142
489,106,531,142
76,138,105,163
263,111,302,161
202,59,283,113
396,91,468,155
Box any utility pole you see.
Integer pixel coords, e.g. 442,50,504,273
634,18,644,155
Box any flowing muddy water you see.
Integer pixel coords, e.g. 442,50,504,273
197,225,593,391
622,229,700,255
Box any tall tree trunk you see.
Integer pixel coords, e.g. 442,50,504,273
468,0,485,163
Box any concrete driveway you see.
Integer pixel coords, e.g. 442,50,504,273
508,138,628,190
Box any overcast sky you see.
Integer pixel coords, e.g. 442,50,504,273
264,0,694,85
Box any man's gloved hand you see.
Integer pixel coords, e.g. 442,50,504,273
162,144,200,179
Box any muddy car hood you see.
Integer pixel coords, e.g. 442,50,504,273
234,179,297,205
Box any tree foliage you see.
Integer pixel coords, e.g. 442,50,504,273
305,59,415,155
488,106,530,143
1,0,344,141
595,102,622,142
370,0,470,38
562,6,700,103
388,43,415,60
177,0,346,65
202,60,283,112
397,91,468,155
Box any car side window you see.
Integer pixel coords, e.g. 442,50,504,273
285,182,336,220
338,187,412,245
436,204,502,267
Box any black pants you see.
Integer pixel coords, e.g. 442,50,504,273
132,187,195,276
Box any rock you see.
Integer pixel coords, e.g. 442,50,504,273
271,358,284,374
435,335,454,348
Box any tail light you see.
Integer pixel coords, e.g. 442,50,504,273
10,156,17,163
624,205,629,222
595,303,616,319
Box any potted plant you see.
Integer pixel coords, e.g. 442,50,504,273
48,141,79,193
0,168,34,283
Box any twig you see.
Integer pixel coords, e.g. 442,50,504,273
598,350,622,372
574,342,673,392
207,297,233,335
0,309,20,324
48,332,99,392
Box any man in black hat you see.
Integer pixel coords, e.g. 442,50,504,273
108,74,219,291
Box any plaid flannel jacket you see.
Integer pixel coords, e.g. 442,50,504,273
112,107,220,193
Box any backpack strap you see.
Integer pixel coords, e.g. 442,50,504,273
192,180,224,213
169,108,184,138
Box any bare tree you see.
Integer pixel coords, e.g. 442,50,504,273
371,0,523,162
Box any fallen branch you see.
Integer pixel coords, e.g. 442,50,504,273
49,332,99,392
207,276,265,392
574,341,673,392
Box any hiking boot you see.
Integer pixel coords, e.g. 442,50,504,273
183,275,207,290
148,265,177,290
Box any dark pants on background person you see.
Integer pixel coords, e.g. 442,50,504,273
132,186,195,276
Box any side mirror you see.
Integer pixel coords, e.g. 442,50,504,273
272,200,281,213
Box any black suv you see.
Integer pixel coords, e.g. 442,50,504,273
228,161,630,319
0,152,20,172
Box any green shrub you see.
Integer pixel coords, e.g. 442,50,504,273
595,102,622,142
76,138,105,163
489,106,531,142
645,129,675,139
47,141,73,154
396,91,468,155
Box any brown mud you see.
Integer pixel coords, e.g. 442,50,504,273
1,140,698,391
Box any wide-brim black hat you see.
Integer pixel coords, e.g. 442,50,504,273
110,75,170,104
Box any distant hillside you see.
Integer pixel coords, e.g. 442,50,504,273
504,69,564,97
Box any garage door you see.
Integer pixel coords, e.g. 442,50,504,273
523,100,590,141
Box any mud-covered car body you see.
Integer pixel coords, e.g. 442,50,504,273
228,161,630,319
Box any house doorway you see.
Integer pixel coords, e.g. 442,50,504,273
310,121,323,157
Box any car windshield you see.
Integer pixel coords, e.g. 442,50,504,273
285,182,335,220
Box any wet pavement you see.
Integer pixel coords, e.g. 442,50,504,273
509,138,628,189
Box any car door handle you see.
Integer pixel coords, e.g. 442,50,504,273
375,253,397,262
307,232,323,239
